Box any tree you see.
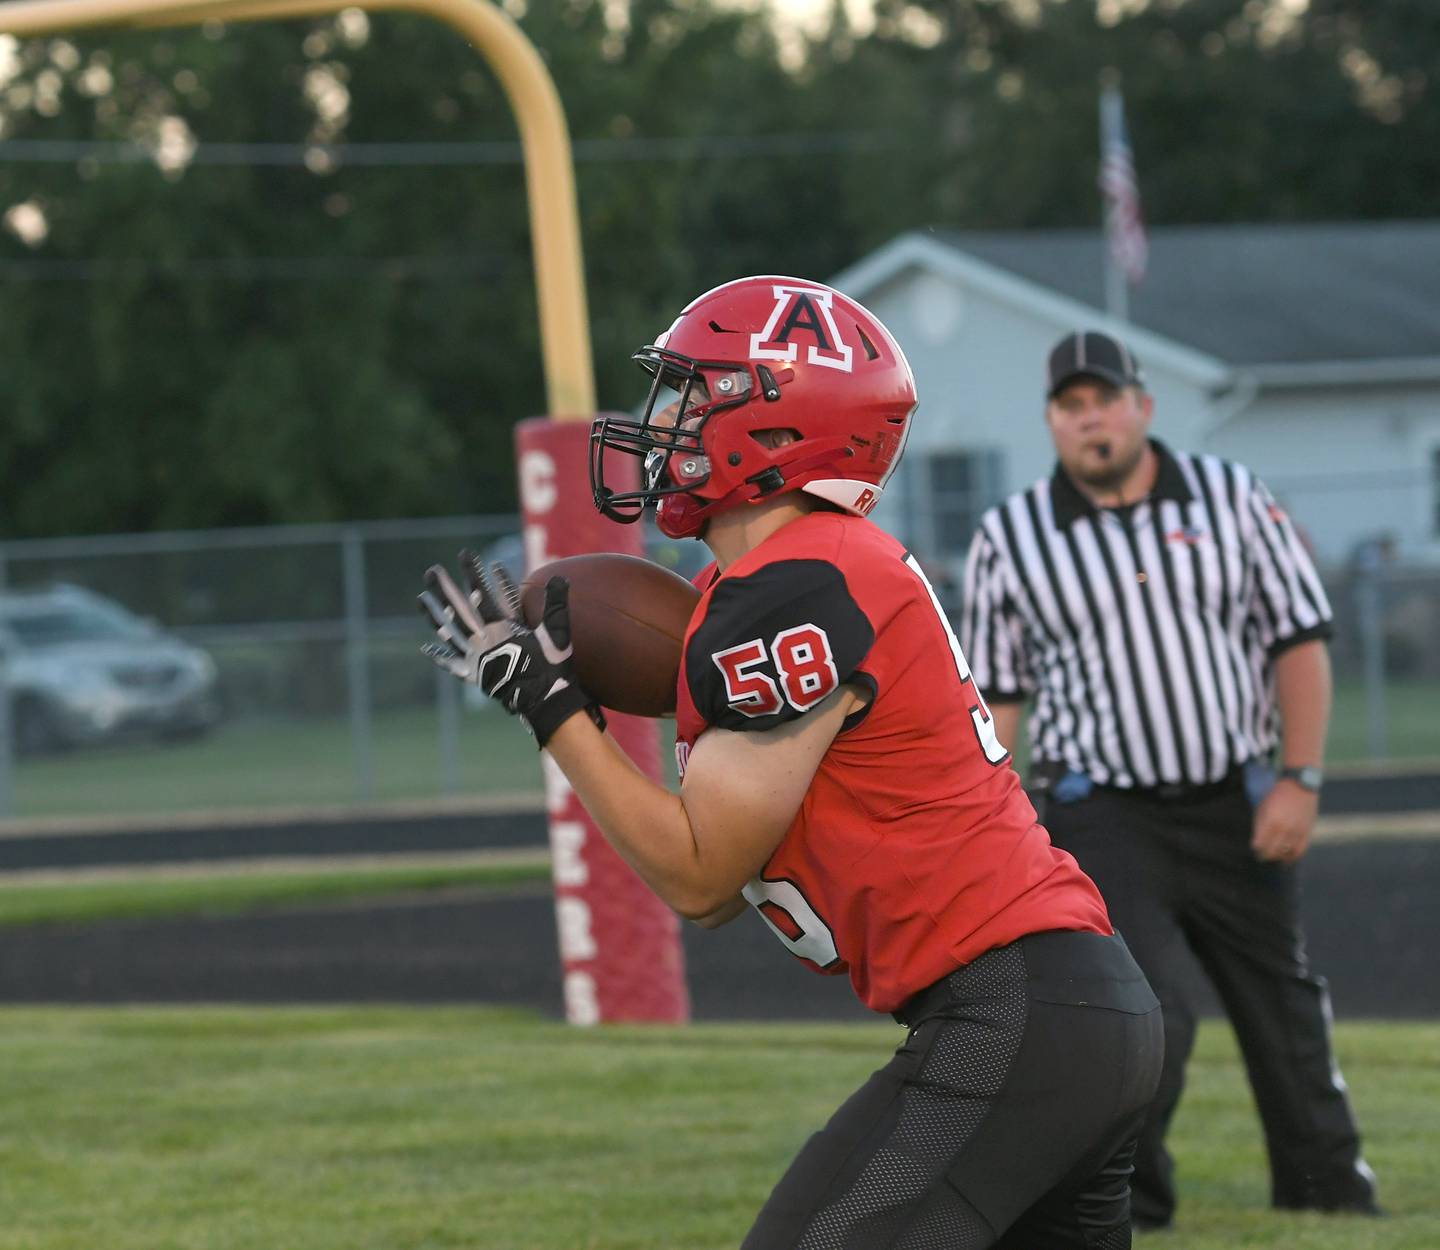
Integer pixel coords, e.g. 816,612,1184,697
0,0,1434,537
0,3,813,533
848,0,1440,227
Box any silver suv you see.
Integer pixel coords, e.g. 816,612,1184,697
0,585,221,753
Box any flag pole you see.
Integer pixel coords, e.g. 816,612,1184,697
1099,68,1128,322
1104,231,1129,322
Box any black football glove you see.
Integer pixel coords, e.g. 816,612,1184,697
418,550,604,748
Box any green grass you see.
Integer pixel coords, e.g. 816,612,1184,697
9,706,549,820
4,680,1435,825
0,860,549,928
1327,680,1440,769
1002,679,1440,781
0,1009,1431,1249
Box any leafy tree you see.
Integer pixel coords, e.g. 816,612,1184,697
848,0,1440,227
0,0,1433,538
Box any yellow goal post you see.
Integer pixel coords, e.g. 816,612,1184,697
0,0,596,420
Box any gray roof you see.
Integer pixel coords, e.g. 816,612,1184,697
936,222,1440,366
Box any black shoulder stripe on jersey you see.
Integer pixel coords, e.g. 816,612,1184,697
688,559,875,733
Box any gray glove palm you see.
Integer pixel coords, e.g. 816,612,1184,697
419,551,602,747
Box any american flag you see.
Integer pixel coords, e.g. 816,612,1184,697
1099,81,1147,284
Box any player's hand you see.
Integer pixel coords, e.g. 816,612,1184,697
1251,779,1318,864
418,551,603,747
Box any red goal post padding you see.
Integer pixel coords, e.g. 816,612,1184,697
515,416,690,1025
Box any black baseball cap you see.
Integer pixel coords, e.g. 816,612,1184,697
1046,330,1145,398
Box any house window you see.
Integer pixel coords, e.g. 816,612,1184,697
924,448,1006,556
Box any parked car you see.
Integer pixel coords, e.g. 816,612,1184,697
0,585,221,754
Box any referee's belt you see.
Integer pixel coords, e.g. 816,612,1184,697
1030,763,1248,805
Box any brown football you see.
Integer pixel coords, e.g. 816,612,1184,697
520,553,702,717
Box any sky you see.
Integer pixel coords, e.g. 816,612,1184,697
735,0,877,39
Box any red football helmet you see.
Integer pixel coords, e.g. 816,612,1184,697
590,276,917,539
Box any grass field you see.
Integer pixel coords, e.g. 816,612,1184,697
6,680,1438,825
8,706,548,821
0,1008,1432,1250
0,857,550,928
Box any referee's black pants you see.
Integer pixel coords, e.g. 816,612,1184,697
1040,771,1376,1226
741,931,1162,1249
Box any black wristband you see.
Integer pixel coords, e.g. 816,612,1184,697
528,683,606,748
1279,765,1323,793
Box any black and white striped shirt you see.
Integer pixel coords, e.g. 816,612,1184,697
960,440,1332,789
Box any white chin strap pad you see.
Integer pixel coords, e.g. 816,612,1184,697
802,478,883,517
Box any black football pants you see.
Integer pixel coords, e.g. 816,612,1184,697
1041,775,1376,1225
741,931,1163,1249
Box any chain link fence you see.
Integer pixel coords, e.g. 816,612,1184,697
0,516,530,823
0,515,1435,825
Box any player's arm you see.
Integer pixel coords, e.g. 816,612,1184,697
418,550,866,917
544,684,863,919
690,896,749,929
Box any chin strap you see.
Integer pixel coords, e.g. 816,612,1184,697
730,445,856,509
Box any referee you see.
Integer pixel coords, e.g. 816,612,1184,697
960,329,1380,1230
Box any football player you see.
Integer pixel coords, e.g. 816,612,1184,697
420,277,1163,1249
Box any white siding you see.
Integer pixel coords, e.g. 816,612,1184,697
854,268,1213,560
833,237,1440,571
1208,388,1440,565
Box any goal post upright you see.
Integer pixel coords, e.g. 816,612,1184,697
0,0,689,1025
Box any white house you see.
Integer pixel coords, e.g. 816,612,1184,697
829,222,1440,571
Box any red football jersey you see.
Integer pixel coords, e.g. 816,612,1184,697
676,512,1111,1013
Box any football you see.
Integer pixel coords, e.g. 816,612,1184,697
520,553,702,717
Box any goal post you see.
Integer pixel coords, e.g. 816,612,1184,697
0,0,594,416
0,0,689,1024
